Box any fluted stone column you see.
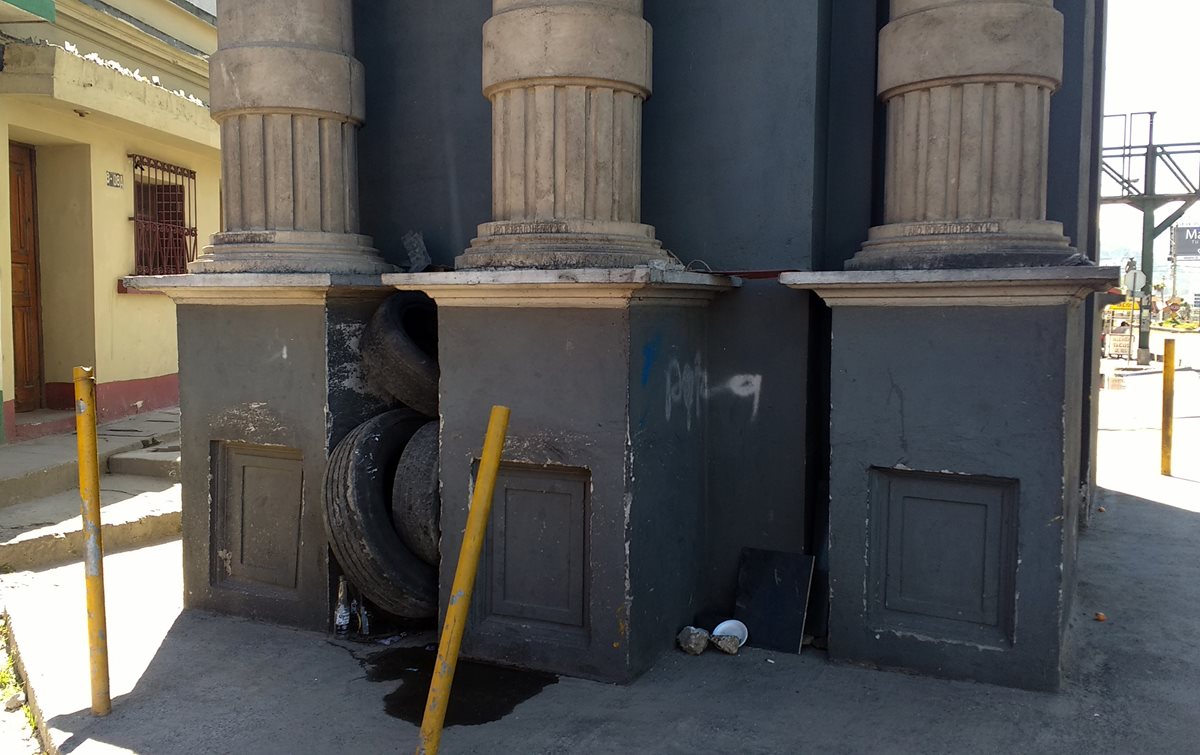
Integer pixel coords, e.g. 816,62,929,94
192,0,392,274
849,0,1077,270
457,0,677,270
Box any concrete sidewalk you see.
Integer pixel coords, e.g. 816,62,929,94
0,474,180,572
2,393,1198,753
0,409,180,510
0,410,182,573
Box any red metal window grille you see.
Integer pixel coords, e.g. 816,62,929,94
129,154,197,275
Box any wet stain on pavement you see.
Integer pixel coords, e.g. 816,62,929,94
364,645,558,726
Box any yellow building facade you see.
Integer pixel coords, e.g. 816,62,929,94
0,0,218,441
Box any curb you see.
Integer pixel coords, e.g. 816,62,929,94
0,510,182,573
1,608,51,755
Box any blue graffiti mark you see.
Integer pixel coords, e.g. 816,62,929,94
641,334,662,386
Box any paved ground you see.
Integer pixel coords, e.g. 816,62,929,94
0,377,1196,754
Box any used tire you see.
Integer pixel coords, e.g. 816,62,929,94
391,421,441,566
361,294,439,417
323,410,436,618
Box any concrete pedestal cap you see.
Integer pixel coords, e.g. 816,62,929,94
483,2,652,97
878,1,1063,97
210,49,365,122
216,0,354,52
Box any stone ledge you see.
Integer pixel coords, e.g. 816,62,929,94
780,267,1120,307
120,273,391,305
383,268,740,308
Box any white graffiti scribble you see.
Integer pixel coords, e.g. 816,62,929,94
665,353,706,430
710,374,764,420
665,353,763,427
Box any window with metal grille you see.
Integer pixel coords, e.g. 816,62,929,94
130,154,197,275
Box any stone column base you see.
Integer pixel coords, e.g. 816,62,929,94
386,268,735,681
847,220,1079,270
191,231,396,275
457,220,678,270
782,266,1116,691
122,274,394,630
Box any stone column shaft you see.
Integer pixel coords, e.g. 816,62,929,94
194,0,390,274
850,0,1076,269
883,81,1051,225
459,0,675,270
490,84,644,226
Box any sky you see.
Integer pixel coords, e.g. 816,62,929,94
1101,0,1200,299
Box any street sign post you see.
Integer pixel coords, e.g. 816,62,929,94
1122,270,1147,292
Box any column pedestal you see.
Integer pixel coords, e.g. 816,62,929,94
387,268,736,681
783,267,1116,690
124,274,393,629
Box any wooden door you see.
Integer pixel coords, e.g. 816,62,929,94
9,143,43,412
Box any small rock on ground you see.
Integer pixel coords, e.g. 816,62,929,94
677,626,710,655
710,634,741,655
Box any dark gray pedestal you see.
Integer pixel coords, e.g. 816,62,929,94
390,269,734,682
782,268,1116,691
170,282,391,630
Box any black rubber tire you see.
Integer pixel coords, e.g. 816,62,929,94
391,421,441,566
323,410,437,618
361,294,439,418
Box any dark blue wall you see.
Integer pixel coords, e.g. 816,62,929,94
641,1,825,271
353,0,493,267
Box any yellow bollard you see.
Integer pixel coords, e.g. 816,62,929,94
417,405,510,755
73,366,110,716
1162,339,1176,476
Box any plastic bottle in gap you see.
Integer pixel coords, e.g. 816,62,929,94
334,577,351,636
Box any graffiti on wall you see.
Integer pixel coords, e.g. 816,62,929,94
664,353,763,429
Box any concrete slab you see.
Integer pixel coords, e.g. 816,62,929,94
107,446,181,481
0,475,181,571
0,409,180,510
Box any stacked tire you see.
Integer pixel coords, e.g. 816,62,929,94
322,294,444,620
323,410,437,618
361,294,440,418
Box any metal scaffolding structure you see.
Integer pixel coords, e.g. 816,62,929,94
1100,111,1200,362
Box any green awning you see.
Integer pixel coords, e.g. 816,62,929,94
0,0,56,23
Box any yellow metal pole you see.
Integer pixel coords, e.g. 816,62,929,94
74,366,110,716
1162,339,1176,476
417,405,510,755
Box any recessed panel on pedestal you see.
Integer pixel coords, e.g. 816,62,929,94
482,464,589,637
212,442,304,596
870,468,1017,647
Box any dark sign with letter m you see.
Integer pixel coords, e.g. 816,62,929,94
1172,226,1200,258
